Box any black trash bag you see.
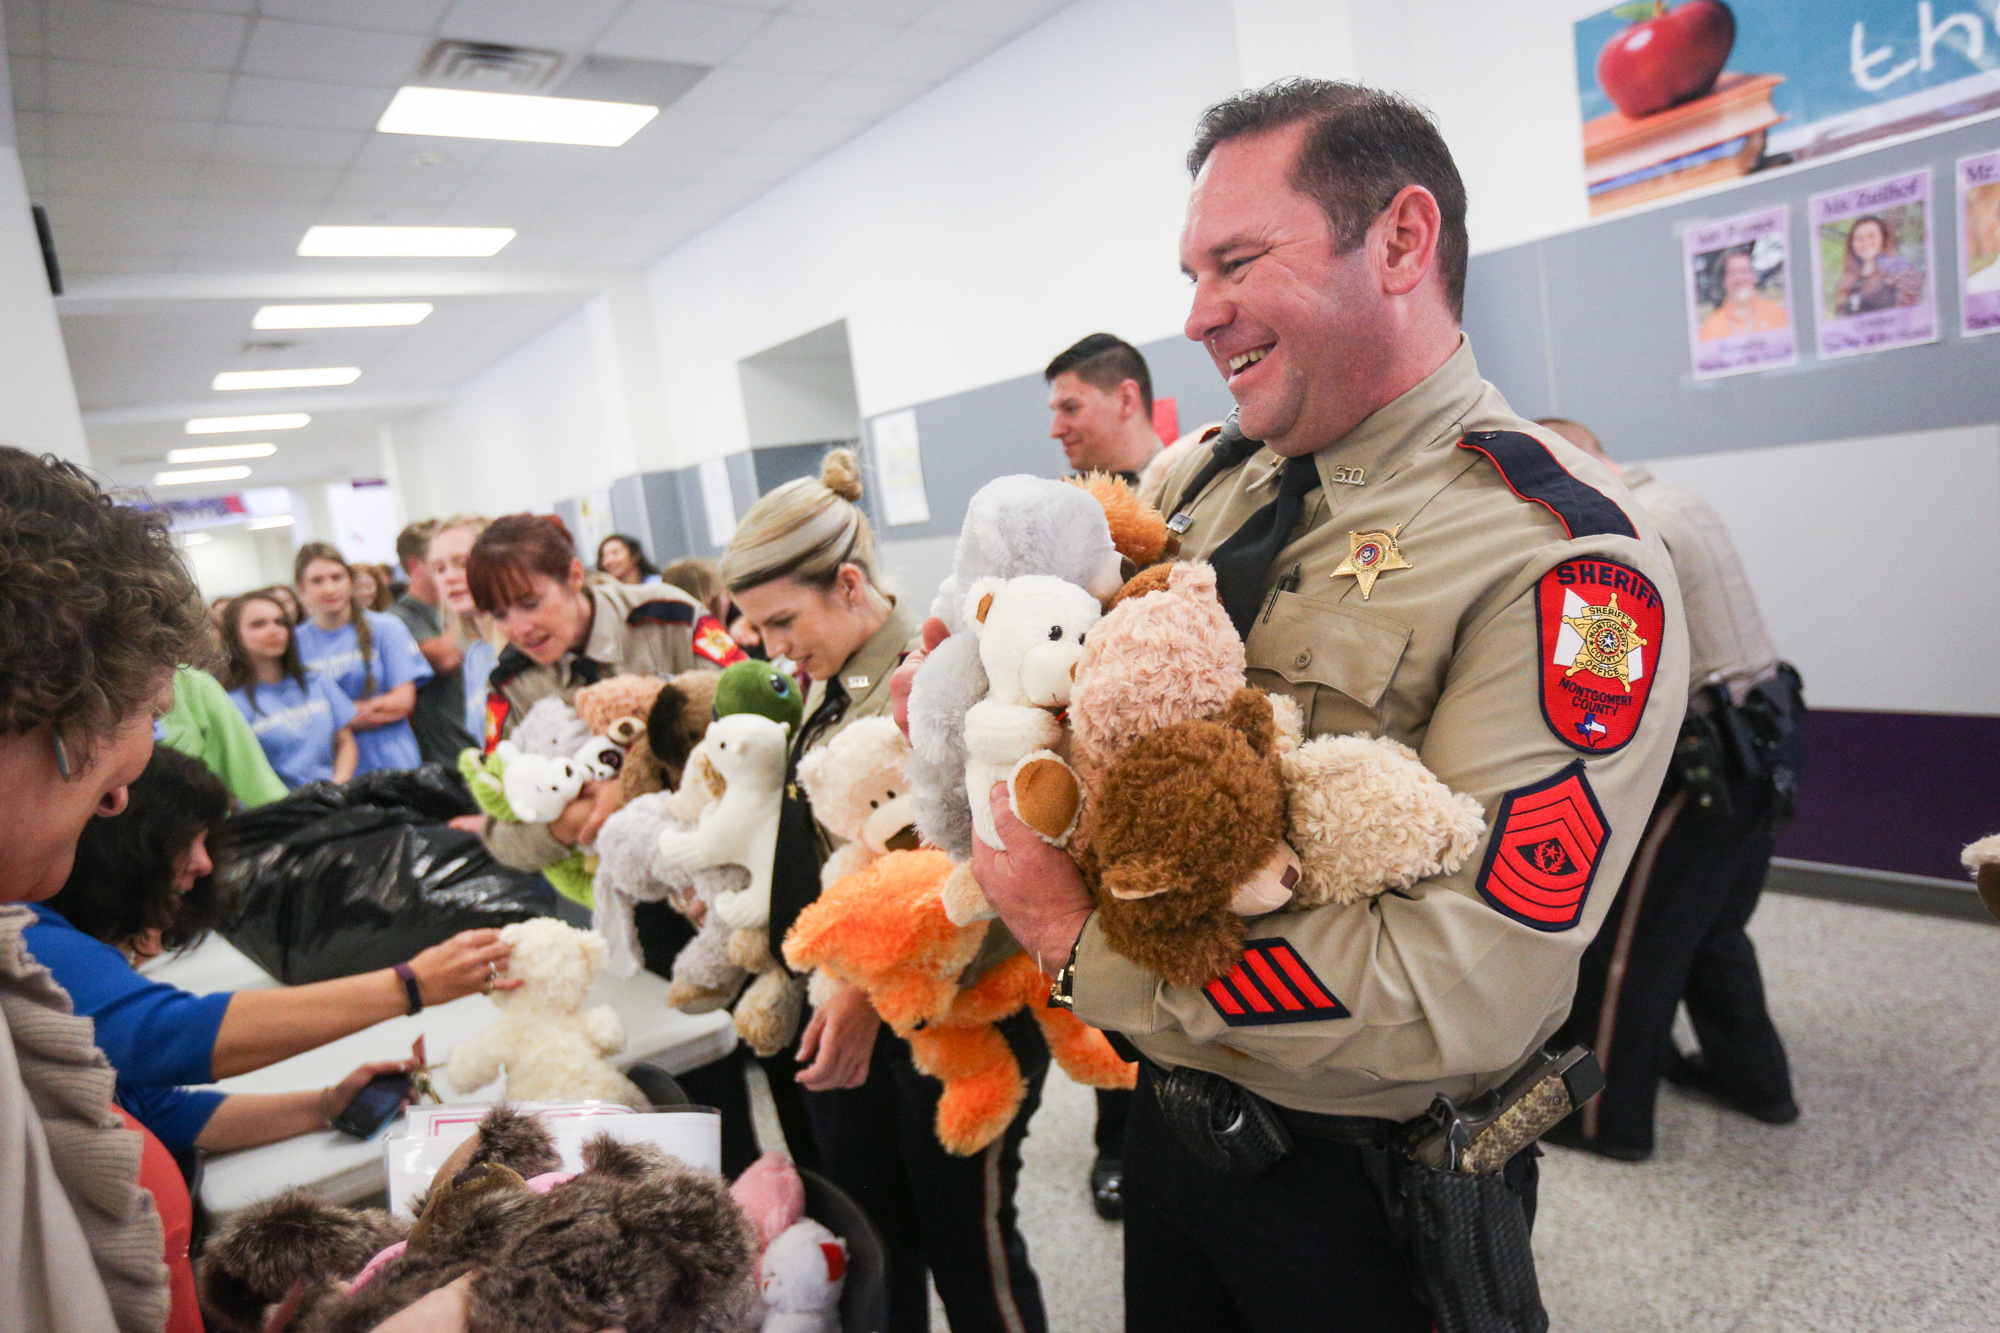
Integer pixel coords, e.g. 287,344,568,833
216,766,554,985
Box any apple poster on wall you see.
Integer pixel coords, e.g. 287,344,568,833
1957,151,2000,339
1681,204,1797,379
1806,169,1938,359
1575,1,2000,217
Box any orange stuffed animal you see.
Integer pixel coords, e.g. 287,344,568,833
782,848,1135,1155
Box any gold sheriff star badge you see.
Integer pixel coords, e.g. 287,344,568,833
1331,526,1411,599
1561,593,1648,691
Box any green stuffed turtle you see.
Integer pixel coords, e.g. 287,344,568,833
712,659,804,732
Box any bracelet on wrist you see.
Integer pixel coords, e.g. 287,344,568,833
320,1086,334,1129
393,961,424,1015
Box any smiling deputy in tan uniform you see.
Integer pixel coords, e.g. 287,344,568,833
968,81,1690,1330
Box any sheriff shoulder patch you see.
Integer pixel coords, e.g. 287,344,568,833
1474,761,1608,932
1203,939,1350,1026
483,692,510,755
692,614,748,667
1537,558,1665,754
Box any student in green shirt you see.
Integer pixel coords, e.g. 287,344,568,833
157,664,288,808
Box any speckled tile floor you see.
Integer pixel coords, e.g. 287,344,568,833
966,893,2000,1333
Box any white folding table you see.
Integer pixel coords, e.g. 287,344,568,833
144,935,737,1214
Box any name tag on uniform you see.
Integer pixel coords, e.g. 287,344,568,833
845,675,871,691
1166,512,1194,534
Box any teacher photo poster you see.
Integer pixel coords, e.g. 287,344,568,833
1683,203,1797,378
1959,150,2000,338
1808,169,1937,359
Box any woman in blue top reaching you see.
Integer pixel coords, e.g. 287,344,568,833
25,748,519,1154
219,590,358,788
292,543,432,775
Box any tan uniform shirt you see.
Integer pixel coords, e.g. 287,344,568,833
1071,337,1690,1120
1620,465,1778,701
484,579,707,870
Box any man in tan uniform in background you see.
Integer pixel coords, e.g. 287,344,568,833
1540,418,1802,1163
970,81,1689,1330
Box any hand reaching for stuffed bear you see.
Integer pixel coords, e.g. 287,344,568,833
971,784,1093,976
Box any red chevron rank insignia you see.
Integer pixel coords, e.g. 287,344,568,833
1474,762,1608,932
1202,940,1350,1027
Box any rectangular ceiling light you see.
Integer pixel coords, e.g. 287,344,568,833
156,466,253,486
168,443,276,463
247,515,296,531
186,412,311,434
377,85,659,147
212,367,361,391
253,303,434,329
298,225,514,257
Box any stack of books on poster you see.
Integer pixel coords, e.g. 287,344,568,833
1584,72,1784,215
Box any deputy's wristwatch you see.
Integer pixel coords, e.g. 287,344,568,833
1047,918,1089,1010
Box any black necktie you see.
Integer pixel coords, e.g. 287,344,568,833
1209,454,1321,639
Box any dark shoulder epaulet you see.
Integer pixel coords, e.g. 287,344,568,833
1457,430,1637,540
627,597,696,629
489,644,534,691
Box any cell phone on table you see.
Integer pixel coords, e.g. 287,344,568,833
332,1071,412,1139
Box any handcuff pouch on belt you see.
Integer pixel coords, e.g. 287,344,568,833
1152,1063,1295,1175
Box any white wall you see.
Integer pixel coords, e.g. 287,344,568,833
404,296,642,520
0,9,90,467
1643,425,2000,716
180,527,297,602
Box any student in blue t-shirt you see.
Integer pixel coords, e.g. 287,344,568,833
428,516,501,746
219,590,358,787
292,543,432,774
22,750,526,1152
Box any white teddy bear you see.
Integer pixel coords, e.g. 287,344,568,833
655,712,790,933
445,917,647,1109
795,716,922,890
759,1218,847,1333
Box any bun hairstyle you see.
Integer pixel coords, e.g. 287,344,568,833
292,541,376,696
720,447,877,595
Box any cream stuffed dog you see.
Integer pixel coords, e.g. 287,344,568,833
446,918,646,1110
654,711,790,933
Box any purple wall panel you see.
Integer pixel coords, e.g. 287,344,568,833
1776,709,2000,881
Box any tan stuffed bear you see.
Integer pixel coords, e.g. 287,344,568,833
445,918,647,1110
795,716,923,889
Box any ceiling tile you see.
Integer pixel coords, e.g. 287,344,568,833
699,147,810,183
848,25,997,83
5,0,44,54
11,55,46,110
174,227,305,260
42,193,190,236
179,197,323,231
17,154,46,192
786,0,937,23
668,64,821,116
437,0,627,51
46,2,248,71
326,167,470,206
592,1,768,67
472,139,601,178
43,111,214,159
442,170,580,207
224,75,395,132
737,114,861,158
258,0,449,35
641,105,772,152
916,0,1069,38
114,0,256,14
240,18,428,85
44,155,204,196
209,123,369,169
787,72,924,122
192,161,341,203
347,134,497,174
62,249,186,275
44,59,230,118
727,13,895,74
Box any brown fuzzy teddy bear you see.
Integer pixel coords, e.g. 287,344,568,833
783,849,1135,1154
1069,561,1484,988
200,1105,759,1333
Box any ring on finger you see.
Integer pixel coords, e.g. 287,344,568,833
485,962,498,992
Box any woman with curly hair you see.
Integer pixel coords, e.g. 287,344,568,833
0,445,209,1332
1833,214,1923,315
218,590,358,787
292,542,432,775
595,531,659,585
27,749,452,1155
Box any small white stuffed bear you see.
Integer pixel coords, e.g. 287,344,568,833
760,1218,847,1333
796,716,922,890
962,574,1101,853
445,918,647,1109
655,712,790,933
492,741,584,824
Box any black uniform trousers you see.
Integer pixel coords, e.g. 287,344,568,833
1557,767,1794,1152
805,1012,1050,1333
1122,1067,1540,1333
632,901,821,1177
1095,1087,1132,1158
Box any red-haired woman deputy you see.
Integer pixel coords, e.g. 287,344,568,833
466,514,739,873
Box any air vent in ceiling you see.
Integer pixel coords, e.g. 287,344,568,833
417,39,566,91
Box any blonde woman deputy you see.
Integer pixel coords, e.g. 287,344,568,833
724,449,1050,1333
